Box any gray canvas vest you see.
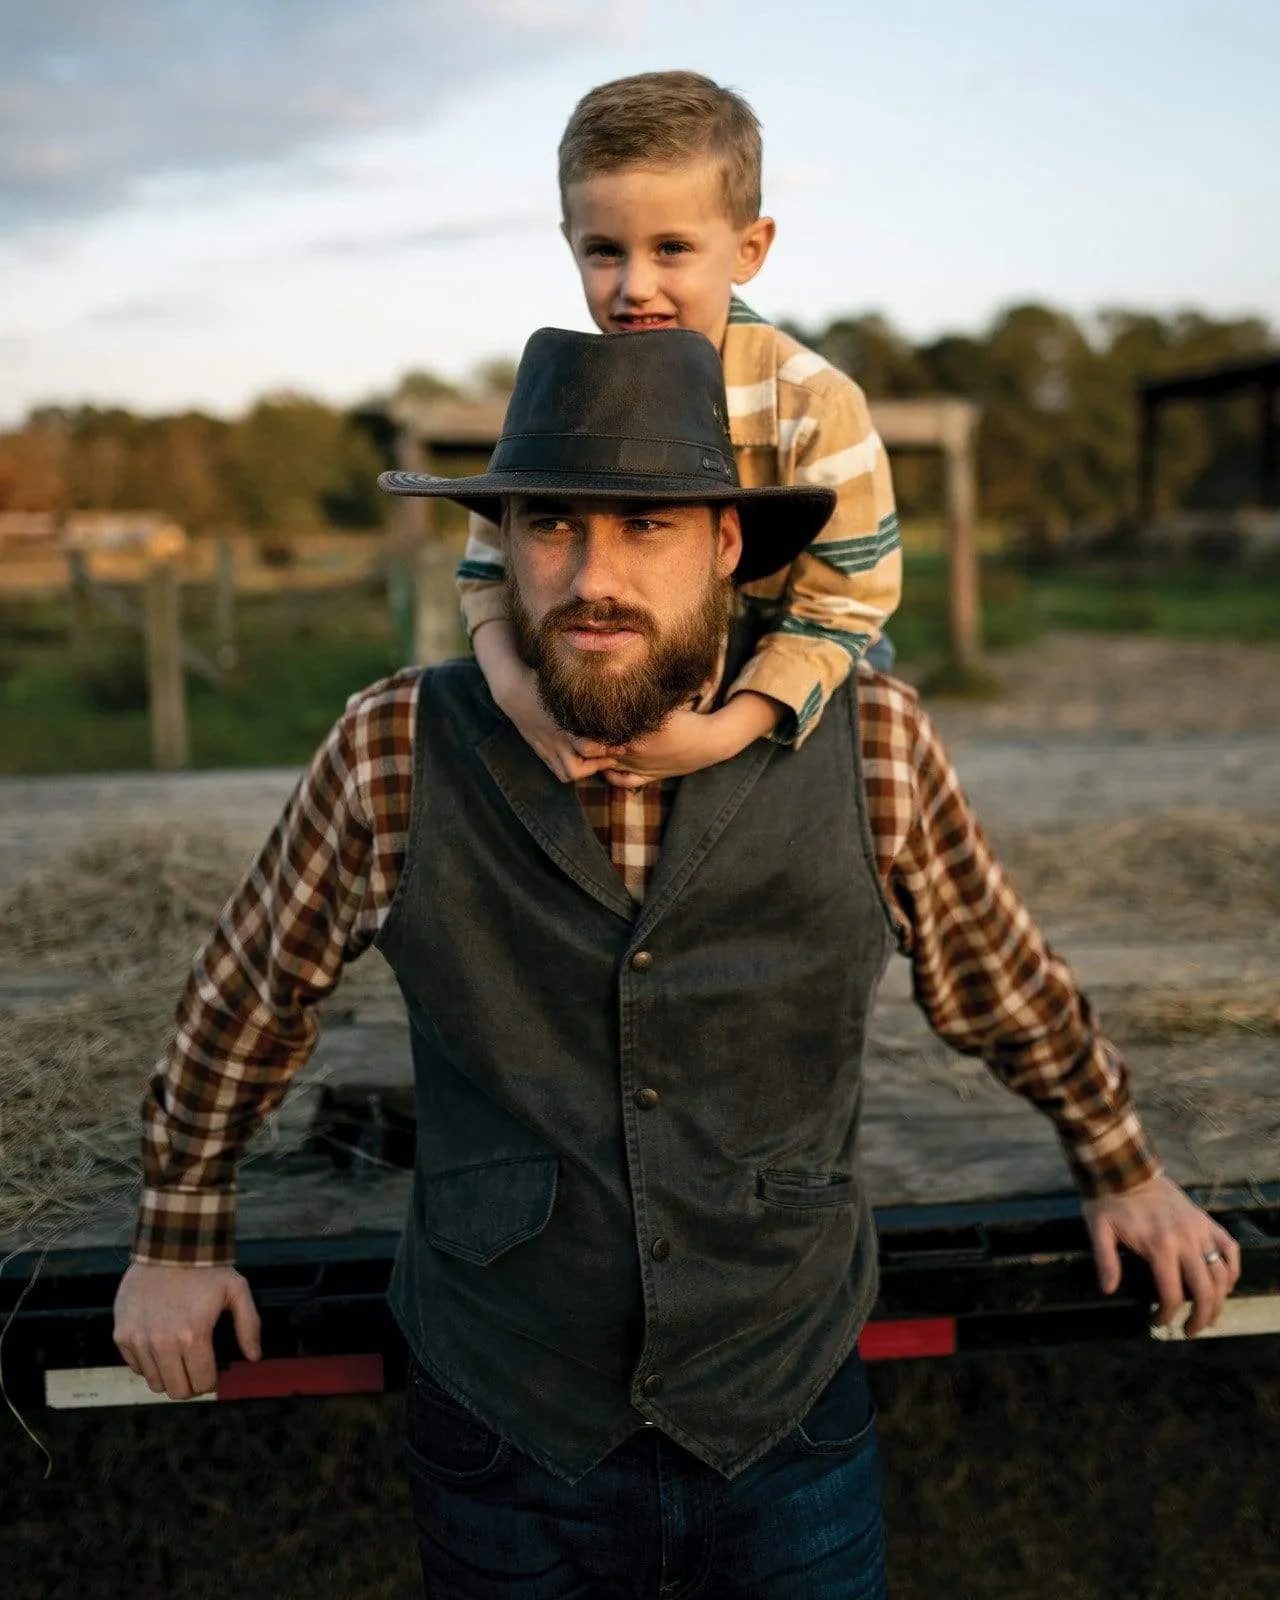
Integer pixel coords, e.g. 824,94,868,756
377,648,896,1482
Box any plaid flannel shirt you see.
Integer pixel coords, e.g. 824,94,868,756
456,300,902,747
134,665,1160,1266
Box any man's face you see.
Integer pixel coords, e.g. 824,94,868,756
561,160,775,350
504,495,742,746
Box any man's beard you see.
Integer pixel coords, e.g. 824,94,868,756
507,572,734,747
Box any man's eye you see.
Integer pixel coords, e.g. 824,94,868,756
585,242,622,260
657,240,692,256
625,518,664,533
529,518,572,535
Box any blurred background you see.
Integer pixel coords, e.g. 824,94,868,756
2,6,1279,1599
1,0,1277,771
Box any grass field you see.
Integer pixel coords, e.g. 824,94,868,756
0,580,409,776
1,555,1277,776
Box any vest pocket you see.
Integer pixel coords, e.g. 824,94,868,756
756,1168,857,1210
424,1155,559,1266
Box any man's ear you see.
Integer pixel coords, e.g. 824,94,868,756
714,505,744,577
733,216,776,286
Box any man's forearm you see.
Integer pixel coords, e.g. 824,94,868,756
887,692,1162,1195
133,679,411,1264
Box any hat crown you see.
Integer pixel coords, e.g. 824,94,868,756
490,327,738,486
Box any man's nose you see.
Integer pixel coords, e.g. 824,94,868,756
569,528,624,601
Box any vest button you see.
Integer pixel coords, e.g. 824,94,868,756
629,949,653,973
650,1237,671,1262
640,1372,663,1398
634,1086,660,1110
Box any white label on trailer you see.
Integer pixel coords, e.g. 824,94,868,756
1151,1295,1280,1343
45,1366,218,1409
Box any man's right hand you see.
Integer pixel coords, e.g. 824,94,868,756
113,1261,262,1399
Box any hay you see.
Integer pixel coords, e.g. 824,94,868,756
997,810,1280,938
2,809,1277,1243
0,984,176,1239
0,827,245,976
1107,984,1280,1043
0,830,249,1242
0,828,396,1245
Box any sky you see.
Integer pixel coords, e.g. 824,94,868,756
1,0,1277,425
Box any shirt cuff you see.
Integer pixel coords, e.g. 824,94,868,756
1057,1108,1164,1199
459,582,510,636
728,636,848,750
132,1186,238,1267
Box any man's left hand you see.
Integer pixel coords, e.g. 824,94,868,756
1084,1174,1241,1336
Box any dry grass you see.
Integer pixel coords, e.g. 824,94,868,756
1109,984,1280,1041
2,810,1277,1242
997,810,1280,939
0,829,401,1244
0,830,248,1242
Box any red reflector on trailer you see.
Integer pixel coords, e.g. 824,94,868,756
858,1317,956,1361
217,1353,384,1400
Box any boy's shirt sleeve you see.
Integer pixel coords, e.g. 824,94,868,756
730,370,902,748
457,511,509,636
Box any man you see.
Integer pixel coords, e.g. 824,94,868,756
115,327,1239,1599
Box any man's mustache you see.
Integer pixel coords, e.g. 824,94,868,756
541,599,657,640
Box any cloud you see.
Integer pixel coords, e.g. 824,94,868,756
0,0,613,231
80,289,224,327
306,211,550,258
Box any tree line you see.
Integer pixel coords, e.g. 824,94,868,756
0,305,1271,542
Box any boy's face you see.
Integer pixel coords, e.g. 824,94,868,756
562,159,775,350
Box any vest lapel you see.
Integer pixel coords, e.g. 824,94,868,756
476,720,637,921
632,737,776,943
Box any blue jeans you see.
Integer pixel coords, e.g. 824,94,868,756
404,1350,887,1598
865,632,896,675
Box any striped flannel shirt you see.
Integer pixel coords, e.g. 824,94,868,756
133,664,1161,1267
455,299,902,747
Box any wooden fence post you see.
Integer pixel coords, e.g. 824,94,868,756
215,539,237,668
414,538,462,665
144,559,188,770
943,416,982,672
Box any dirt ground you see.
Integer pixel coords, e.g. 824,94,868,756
911,630,1280,740
2,631,1279,1599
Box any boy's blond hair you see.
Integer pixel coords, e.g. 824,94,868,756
558,71,762,228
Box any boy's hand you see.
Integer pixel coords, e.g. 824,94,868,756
495,657,617,783
594,694,784,789
474,619,616,783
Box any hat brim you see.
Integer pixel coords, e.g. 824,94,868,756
378,470,836,586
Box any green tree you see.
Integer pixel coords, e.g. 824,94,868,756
227,393,384,531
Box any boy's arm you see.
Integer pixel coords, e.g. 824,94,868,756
730,374,902,747
457,510,510,637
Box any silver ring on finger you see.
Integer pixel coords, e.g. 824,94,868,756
1202,1247,1225,1265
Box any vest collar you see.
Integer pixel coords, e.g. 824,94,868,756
474,616,770,928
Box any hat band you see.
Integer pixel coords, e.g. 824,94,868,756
489,432,736,485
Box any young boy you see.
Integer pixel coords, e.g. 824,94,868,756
457,69,901,785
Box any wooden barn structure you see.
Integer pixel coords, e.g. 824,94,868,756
1137,353,1280,523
